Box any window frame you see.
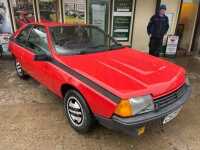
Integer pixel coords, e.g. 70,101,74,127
49,25,121,55
15,24,51,56
15,25,34,47
26,25,50,55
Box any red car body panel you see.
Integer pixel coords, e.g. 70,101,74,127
9,23,186,119
57,48,185,99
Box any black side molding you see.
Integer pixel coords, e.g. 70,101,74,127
51,59,121,104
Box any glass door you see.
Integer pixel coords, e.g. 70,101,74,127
10,0,36,29
88,0,110,33
37,0,61,22
111,0,135,45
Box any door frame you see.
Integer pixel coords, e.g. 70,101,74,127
175,0,199,54
191,2,200,56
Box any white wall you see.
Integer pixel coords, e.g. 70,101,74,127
161,0,181,35
132,0,157,52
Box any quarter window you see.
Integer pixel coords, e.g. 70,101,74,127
16,25,33,45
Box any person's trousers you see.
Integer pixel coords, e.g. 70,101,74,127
149,37,163,57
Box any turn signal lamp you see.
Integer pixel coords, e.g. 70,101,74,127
115,100,133,117
115,95,154,117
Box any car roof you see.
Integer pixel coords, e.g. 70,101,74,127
29,21,88,28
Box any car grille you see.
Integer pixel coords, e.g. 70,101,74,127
154,84,187,111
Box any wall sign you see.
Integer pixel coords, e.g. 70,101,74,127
166,35,179,55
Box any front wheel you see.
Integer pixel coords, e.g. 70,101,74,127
15,59,29,79
64,90,95,133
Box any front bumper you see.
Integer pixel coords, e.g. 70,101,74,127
96,85,192,136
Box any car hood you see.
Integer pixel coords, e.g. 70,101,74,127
56,48,185,99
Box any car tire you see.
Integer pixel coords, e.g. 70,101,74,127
15,59,29,79
64,89,95,133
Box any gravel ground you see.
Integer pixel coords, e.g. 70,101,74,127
0,56,200,150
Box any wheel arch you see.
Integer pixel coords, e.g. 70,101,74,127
60,83,79,98
60,83,95,117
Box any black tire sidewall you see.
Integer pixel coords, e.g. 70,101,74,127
64,90,94,133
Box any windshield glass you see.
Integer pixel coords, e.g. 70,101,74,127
50,25,123,55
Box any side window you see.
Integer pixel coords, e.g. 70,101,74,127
16,25,33,45
27,26,49,55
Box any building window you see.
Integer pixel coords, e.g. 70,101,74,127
111,0,135,44
88,0,110,32
63,0,86,24
38,0,60,22
10,0,36,29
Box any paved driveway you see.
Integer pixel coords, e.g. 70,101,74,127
0,56,200,150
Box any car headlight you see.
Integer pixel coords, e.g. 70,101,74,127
115,95,154,117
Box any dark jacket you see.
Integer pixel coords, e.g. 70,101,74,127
147,14,169,38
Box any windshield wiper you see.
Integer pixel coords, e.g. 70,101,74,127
78,44,126,55
79,49,107,55
87,45,106,49
109,45,126,50
79,51,88,55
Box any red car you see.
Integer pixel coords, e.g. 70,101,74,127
9,22,191,136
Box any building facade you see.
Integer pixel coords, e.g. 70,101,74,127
0,0,199,56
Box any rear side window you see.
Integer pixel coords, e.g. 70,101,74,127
16,25,33,45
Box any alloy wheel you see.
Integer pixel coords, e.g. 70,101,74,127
66,96,84,127
15,61,23,76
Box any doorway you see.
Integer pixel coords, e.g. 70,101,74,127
192,2,200,56
176,0,199,55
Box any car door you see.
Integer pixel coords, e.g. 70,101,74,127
24,25,53,87
12,25,33,71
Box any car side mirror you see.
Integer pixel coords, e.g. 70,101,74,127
34,54,51,61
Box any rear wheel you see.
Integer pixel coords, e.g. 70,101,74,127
64,90,95,133
15,59,29,79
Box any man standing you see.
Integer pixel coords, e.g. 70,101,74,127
147,4,169,57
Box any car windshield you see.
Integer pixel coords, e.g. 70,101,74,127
50,25,123,55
